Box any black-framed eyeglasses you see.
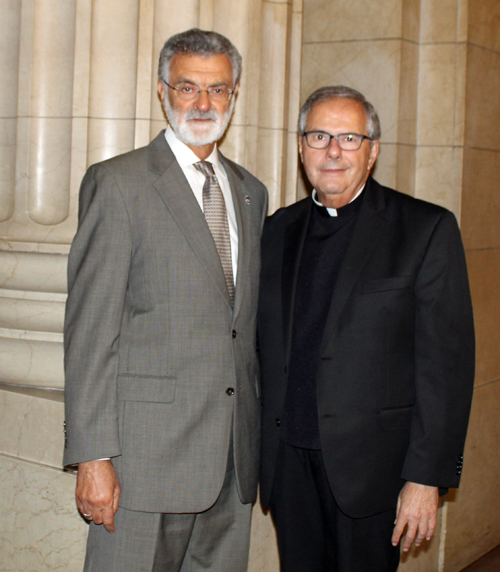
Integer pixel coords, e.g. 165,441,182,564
162,80,235,102
303,131,372,151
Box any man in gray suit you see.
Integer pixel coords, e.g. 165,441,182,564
63,28,268,572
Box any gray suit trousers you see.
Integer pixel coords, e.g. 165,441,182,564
83,440,252,572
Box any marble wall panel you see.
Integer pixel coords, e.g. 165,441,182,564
27,0,77,226
402,0,421,42
398,40,419,146
0,455,86,572
302,0,402,43
248,498,280,571
414,146,462,216
373,143,398,190
257,128,287,214
465,45,500,151
461,148,500,250
0,337,64,388
416,43,459,147
419,0,460,43
0,296,64,334
258,1,291,130
148,0,200,136
442,380,500,571
301,40,402,144
467,0,500,52
396,144,417,197
0,0,22,222
0,389,64,468
466,248,500,386
87,0,140,165
0,252,67,294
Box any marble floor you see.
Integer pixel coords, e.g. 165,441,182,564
461,545,500,571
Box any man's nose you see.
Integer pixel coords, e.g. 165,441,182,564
194,90,212,110
326,137,342,158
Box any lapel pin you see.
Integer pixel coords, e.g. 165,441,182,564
245,196,251,205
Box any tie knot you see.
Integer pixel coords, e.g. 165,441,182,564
194,161,215,178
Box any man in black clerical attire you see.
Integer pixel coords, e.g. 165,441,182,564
258,86,475,571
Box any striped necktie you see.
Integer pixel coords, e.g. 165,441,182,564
194,161,235,305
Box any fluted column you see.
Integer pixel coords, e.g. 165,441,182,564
148,0,200,138
87,0,141,166
0,0,22,223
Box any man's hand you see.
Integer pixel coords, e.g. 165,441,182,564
76,459,121,533
392,482,439,552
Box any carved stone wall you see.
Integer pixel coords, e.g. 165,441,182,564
1,0,499,570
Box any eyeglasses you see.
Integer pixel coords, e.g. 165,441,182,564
303,131,372,151
162,80,235,102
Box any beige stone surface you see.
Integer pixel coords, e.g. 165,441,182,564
258,1,291,130
248,499,280,572
397,40,419,146
461,149,500,250
415,146,462,216
373,143,397,190
302,0,402,43
148,0,200,132
419,0,459,43
0,390,64,468
27,118,72,225
301,40,402,143
416,43,459,147
467,0,500,52
256,127,287,214
0,455,86,572
465,45,500,151
401,0,421,42
442,380,500,572
0,251,67,294
466,248,500,386
396,144,417,197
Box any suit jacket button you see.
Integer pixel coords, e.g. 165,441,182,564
232,330,237,339
276,418,280,427
226,387,235,396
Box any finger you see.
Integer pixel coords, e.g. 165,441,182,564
402,521,418,552
414,521,428,547
391,516,406,546
426,517,437,541
101,508,116,533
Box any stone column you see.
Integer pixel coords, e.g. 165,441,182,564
0,1,302,568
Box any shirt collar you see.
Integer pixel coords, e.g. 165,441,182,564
165,126,226,178
312,184,366,217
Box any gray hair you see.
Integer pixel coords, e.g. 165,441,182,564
158,28,242,86
298,86,381,141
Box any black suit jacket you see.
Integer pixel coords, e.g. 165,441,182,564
258,177,475,518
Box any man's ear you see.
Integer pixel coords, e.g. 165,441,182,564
233,81,240,97
368,139,380,170
298,135,304,163
158,80,165,102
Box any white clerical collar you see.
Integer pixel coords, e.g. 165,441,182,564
164,126,226,179
312,184,366,217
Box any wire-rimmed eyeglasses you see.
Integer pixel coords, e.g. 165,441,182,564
162,80,235,102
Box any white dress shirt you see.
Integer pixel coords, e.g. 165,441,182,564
165,127,239,284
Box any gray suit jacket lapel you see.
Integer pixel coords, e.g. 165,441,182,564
149,132,232,308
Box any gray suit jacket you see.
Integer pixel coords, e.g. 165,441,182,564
63,131,268,513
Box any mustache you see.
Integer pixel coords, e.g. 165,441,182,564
184,109,219,122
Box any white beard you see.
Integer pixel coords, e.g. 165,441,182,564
162,96,235,147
